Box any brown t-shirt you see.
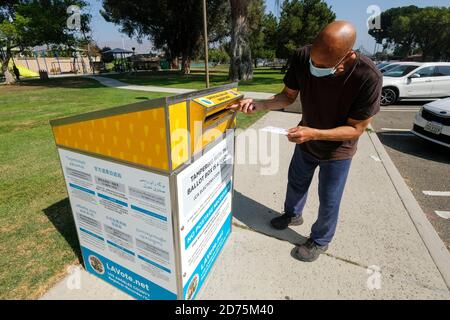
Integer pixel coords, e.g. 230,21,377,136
283,45,383,160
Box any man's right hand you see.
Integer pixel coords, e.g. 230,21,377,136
227,99,261,114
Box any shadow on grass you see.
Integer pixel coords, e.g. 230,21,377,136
17,77,104,90
43,198,83,263
232,191,307,246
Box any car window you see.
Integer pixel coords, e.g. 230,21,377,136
384,65,420,77
414,66,436,78
435,66,450,76
381,64,400,72
377,62,390,69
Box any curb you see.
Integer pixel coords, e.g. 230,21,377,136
367,127,450,291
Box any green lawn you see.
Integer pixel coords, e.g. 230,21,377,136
105,67,286,94
0,77,265,299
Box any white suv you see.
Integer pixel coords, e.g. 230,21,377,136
381,62,450,106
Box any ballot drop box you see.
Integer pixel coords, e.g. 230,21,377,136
50,83,243,300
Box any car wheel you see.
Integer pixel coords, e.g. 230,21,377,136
381,88,398,106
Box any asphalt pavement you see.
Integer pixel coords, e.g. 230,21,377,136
372,101,450,250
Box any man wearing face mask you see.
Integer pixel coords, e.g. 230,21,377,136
229,21,383,262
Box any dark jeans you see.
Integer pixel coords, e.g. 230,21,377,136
284,145,352,246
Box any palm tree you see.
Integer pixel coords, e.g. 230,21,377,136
229,0,283,81
229,0,253,81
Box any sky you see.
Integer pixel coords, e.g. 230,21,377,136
88,0,450,54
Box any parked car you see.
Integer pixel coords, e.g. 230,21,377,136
412,98,450,148
379,62,419,74
376,60,400,70
381,62,450,106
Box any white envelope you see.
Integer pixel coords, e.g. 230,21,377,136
260,126,289,136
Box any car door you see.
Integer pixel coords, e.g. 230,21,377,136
432,66,450,97
406,66,436,97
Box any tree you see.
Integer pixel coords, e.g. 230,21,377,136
411,7,450,61
0,0,90,84
101,47,114,63
261,13,279,58
247,0,277,68
368,6,421,57
368,6,450,61
229,0,253,81
101,0,228,74
276,0,336,61
207,48,230,65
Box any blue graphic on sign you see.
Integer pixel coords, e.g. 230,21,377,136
106,240,135,256
183,214,232,300
185,182,231,249
98,193,128,207
201,99,214,105
79,227,104,241
131,205,167,222
81,246,177,300
138,255,171,274
69,183,95,195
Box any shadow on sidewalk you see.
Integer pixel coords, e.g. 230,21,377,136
233,191,307,246
43,198,83,263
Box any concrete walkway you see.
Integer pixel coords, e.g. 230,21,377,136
42,111,450,300
87,76,196,94
86,75,275,100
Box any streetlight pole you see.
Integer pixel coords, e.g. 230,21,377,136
202,0,210,88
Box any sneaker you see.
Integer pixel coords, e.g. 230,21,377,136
270,214,304,230
291,238,329,263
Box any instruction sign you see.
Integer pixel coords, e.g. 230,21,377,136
176,134,234,300
58,149,177,300
194,90,242,108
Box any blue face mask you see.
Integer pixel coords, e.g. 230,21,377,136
309,52,352,78
309,58,336,77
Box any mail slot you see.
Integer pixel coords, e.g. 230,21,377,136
50,83,241,300
188,89,244,154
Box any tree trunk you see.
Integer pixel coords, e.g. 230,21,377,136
181,54,191,75
229,0,253,82
1,48,16,84
171,57,180,70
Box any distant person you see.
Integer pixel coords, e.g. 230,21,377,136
13,64,20,81
229,21,383,262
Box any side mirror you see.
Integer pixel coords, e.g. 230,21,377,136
409,73,421,79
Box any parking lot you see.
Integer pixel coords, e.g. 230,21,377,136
372,101,450,250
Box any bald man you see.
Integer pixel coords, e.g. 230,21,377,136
229,21,383,262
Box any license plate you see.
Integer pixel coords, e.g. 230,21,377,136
424,122,443,135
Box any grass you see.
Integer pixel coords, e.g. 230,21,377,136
0,76,265,299
0,78,170,299
105,67,286,94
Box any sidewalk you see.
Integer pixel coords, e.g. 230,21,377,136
42,111,450,300
86,75,275,100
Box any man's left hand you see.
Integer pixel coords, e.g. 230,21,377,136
287,126,318,144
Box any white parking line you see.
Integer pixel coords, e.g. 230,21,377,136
381,128,412,132
380,108,420,112
435,211,450,220
423,191,450,197
380,133,415,137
